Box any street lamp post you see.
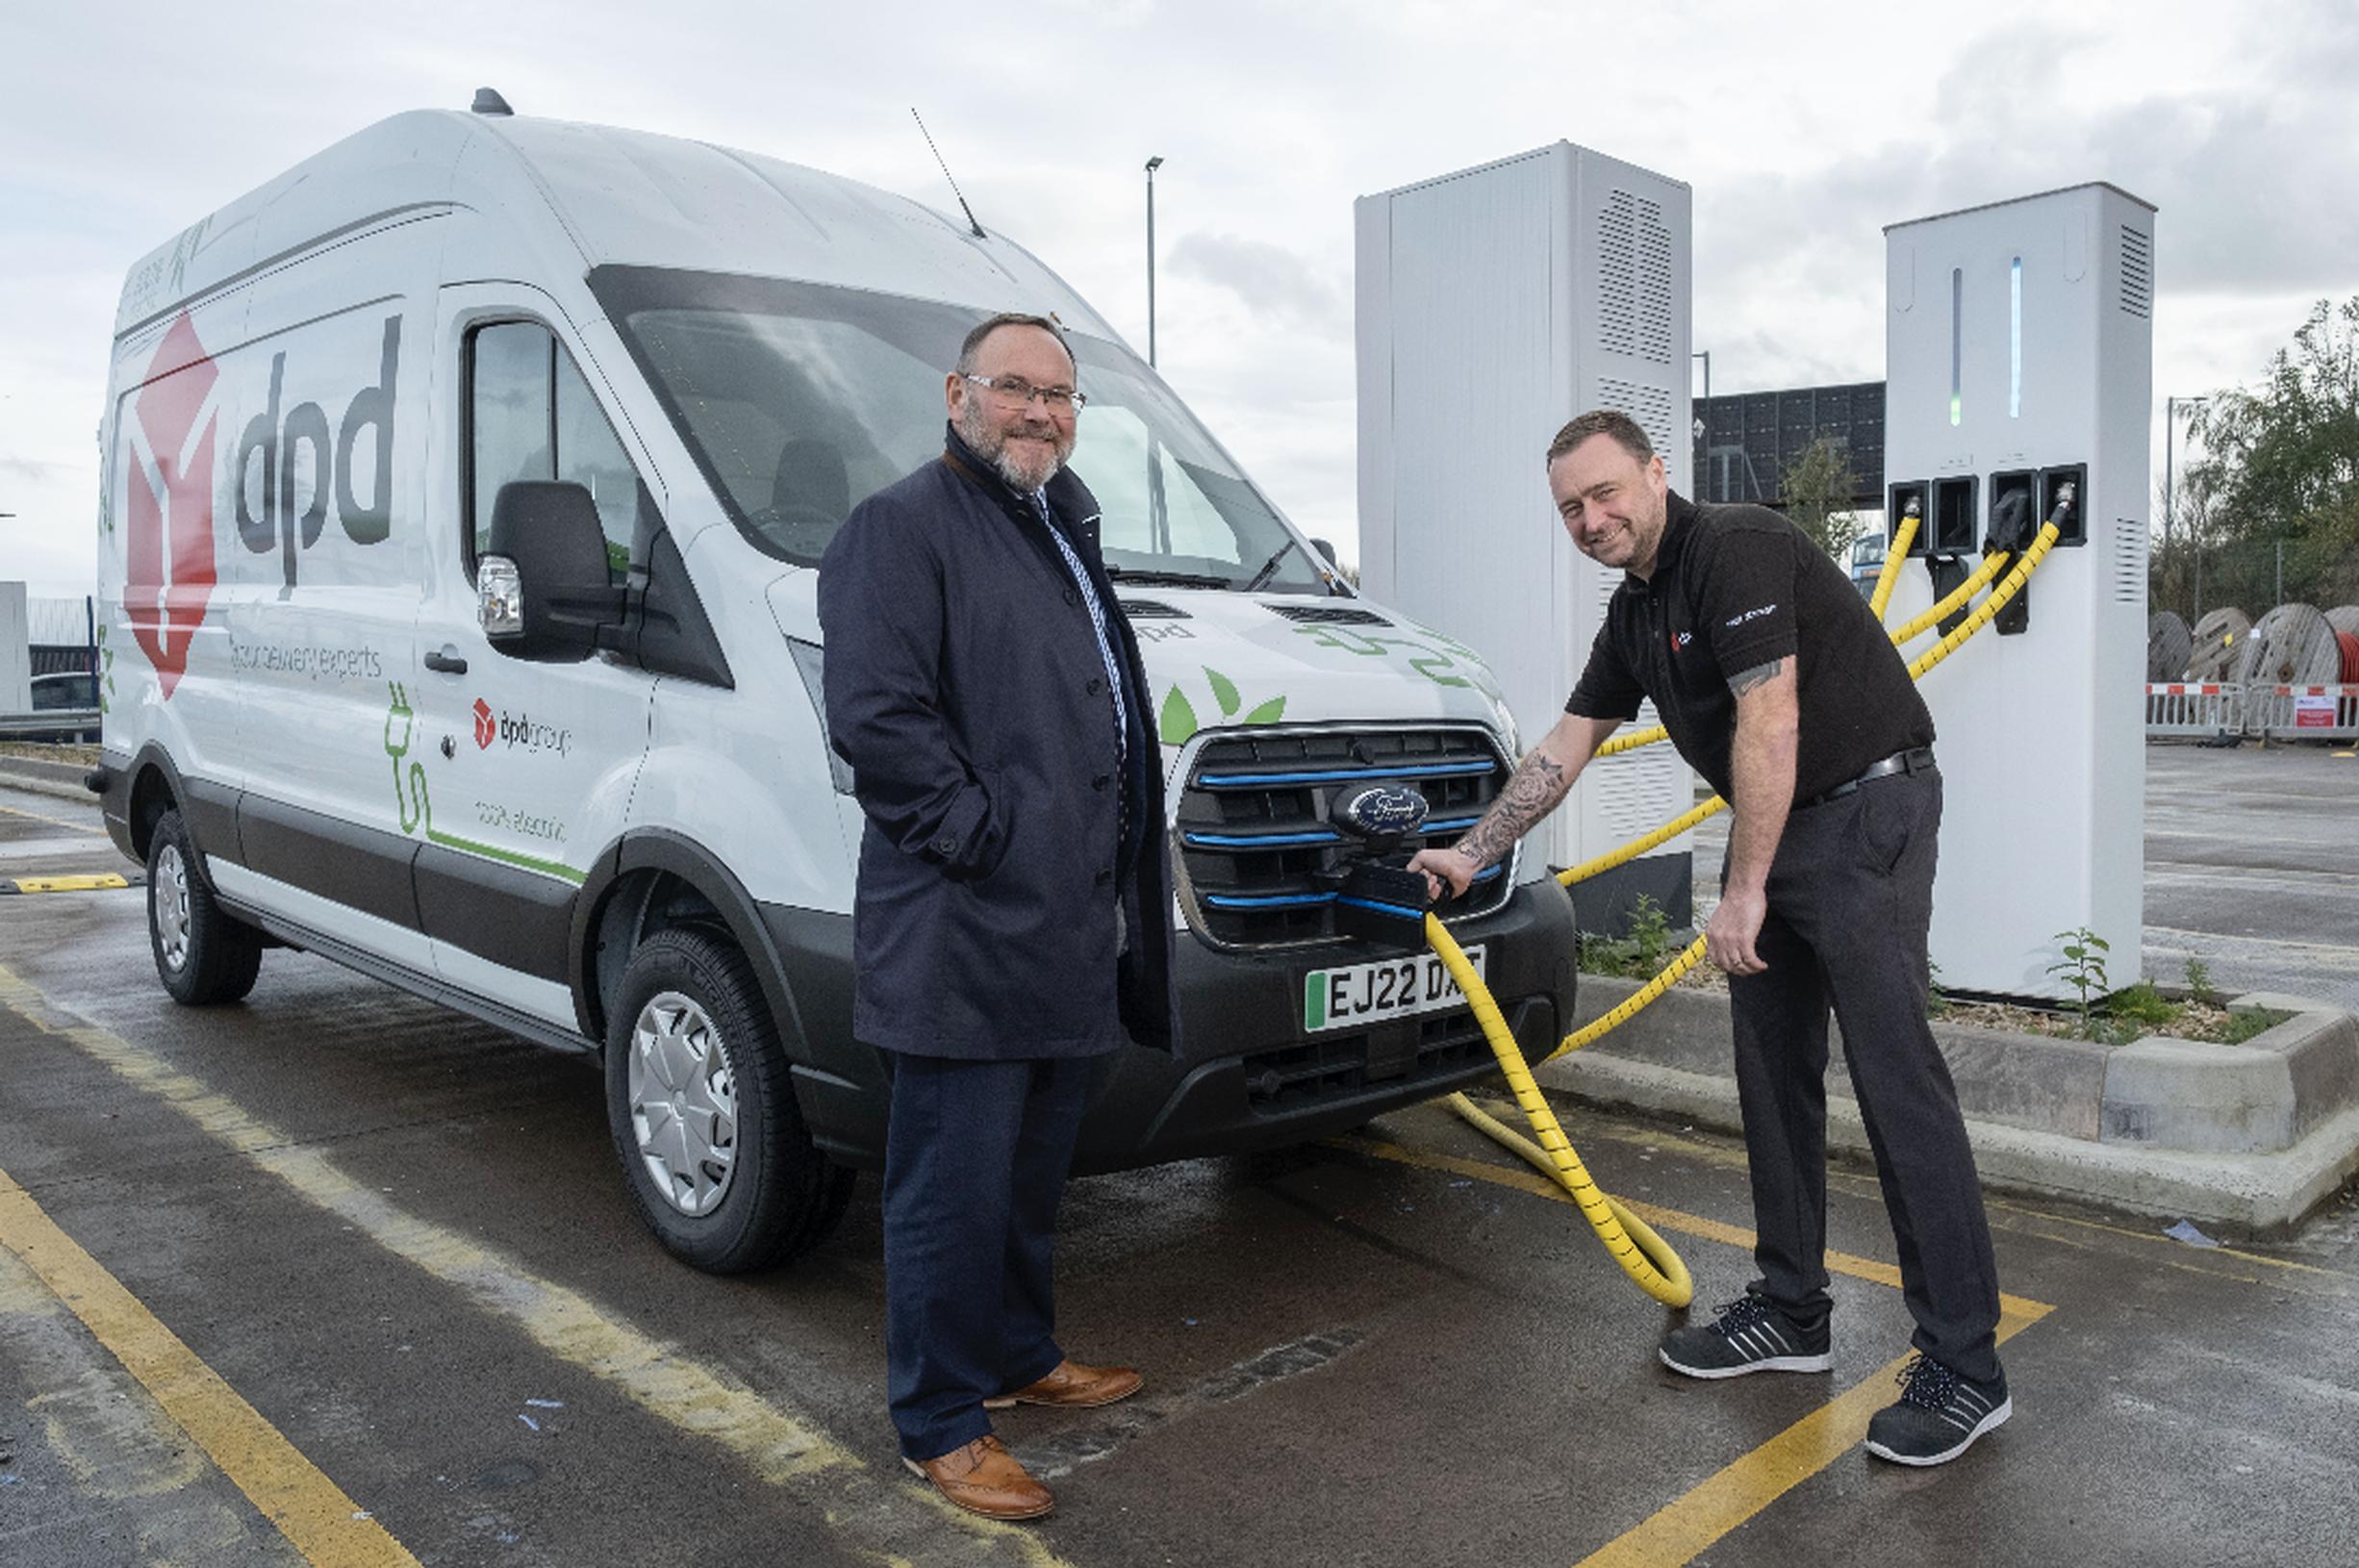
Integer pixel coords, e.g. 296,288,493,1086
2165,394,2209,617
1145,156,1164,368
1690,350,1711,497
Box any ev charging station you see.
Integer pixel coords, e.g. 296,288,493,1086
1881,184,2154,999
1356,143,1695,932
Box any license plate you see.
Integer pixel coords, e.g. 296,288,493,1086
1302,946,1485,1034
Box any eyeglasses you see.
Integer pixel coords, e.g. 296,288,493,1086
962,373,1087,415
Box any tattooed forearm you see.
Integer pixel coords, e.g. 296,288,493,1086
1729,657,1785,697
1451,751,1570,869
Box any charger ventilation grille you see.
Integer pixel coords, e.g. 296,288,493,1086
2118,227,2152,318
1598,190,1676,365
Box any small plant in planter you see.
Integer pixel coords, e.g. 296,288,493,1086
2047,926,2111,1040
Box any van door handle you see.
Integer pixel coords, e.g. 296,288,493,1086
424,648,469,674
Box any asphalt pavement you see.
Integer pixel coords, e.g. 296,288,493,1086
2,771,2357,1566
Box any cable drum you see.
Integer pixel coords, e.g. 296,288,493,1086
2326,607,2359,682
2230,603,2343,688
2185,608,2250,682
2147,610,2192,681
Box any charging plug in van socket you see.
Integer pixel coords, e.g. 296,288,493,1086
1332,862,1437,952
1888,482,1929,557
2040,465,2087,547
1987,475,2037,637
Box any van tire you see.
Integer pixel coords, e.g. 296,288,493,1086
146,809,264,1005
605,927,853,1273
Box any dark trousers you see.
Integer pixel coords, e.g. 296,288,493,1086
1727,767,2003,1382
882,1052,1094,1460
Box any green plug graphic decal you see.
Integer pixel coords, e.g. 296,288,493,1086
1159,665,1287,746
383,682,583,883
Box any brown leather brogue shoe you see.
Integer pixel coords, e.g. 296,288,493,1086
901,1434,1054,1521
984,1358,1143,1410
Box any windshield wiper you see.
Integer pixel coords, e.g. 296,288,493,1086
1240,538,1306,594
1105,565,1234,590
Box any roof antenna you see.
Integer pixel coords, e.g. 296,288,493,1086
910,108,985,240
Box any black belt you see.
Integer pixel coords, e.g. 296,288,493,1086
1798,746,1936,809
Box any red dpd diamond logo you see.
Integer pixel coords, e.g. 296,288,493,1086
472,697,495,750
124,313,219,699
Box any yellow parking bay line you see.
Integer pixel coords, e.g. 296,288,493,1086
0,1165,419,1568
1350,1135,2058,1567
0,962,1077,1568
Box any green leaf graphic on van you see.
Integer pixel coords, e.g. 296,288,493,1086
381,682,584,884
1159,668,1287,746
1159,686,1201,746
1242,695,1287,724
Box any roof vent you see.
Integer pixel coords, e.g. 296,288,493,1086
470,88,515,116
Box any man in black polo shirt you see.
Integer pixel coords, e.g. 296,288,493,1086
1408,410,2009,1467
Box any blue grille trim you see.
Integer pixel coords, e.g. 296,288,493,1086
1195,760,1499,790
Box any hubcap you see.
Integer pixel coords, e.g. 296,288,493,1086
626,991,739,1216
153,844,191,973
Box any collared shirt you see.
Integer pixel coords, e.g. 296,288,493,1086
1033,488,1129,764
1564,491,1934,804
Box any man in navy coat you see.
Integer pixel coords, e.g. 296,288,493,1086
818,312,1173,1522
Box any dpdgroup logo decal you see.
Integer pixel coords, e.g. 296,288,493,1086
124,313,218,699
470,696,571,757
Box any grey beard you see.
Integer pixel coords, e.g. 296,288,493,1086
959,404,1067,493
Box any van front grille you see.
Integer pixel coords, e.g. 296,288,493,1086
1174,725,1513,949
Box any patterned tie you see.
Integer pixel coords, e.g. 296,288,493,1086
1036,491,1128,764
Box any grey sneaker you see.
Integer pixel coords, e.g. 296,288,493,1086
1659,1292,1833,1378
1864,1354,2012,1465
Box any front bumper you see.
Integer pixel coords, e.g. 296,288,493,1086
766,875,1579,1173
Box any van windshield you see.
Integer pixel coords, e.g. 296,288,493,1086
591,266,1332,592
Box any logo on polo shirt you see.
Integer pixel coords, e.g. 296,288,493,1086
1669,629,1692,651
1725,603,1778,628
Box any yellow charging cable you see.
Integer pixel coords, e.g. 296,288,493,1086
1428,913,1694,1306
1867,503,1921,620
1427,514,2066,1304
1887,548,2012,645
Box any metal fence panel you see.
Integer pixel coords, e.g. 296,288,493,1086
2145,683,2244,739
2245,684,2359,741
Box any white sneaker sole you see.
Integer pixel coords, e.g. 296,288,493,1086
1864,1395,2014,1465
1659,1348,1835,1379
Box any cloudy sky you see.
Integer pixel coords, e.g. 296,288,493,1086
5,0,2356,599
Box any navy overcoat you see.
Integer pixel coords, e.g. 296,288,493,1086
816,425,1176,1059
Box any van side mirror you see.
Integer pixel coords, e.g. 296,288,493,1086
1310,537,1338,566
480,481,629,660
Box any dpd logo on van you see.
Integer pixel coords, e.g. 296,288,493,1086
471,697,571,757
123,313,220,699
471,697,496,750
236,316,400,587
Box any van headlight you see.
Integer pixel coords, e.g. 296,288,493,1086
786,638,855,796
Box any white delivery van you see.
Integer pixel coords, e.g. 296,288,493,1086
93,100,1578,1271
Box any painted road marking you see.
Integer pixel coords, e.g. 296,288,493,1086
1349,1132,2058,1567
0,1241,313,1565
0,1164,420,1568
0,962,1075,1568
0,800,107,835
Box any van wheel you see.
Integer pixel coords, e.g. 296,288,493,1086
605,928,853,1273
146,809,264,1005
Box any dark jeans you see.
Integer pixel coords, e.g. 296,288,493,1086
1727,766,2003,1382
881,1052,1095,1460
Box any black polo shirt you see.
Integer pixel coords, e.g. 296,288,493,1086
1564,492,1934,805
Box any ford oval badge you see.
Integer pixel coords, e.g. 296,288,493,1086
1332,782,1430,840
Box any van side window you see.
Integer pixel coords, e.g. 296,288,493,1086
467,320,647,582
